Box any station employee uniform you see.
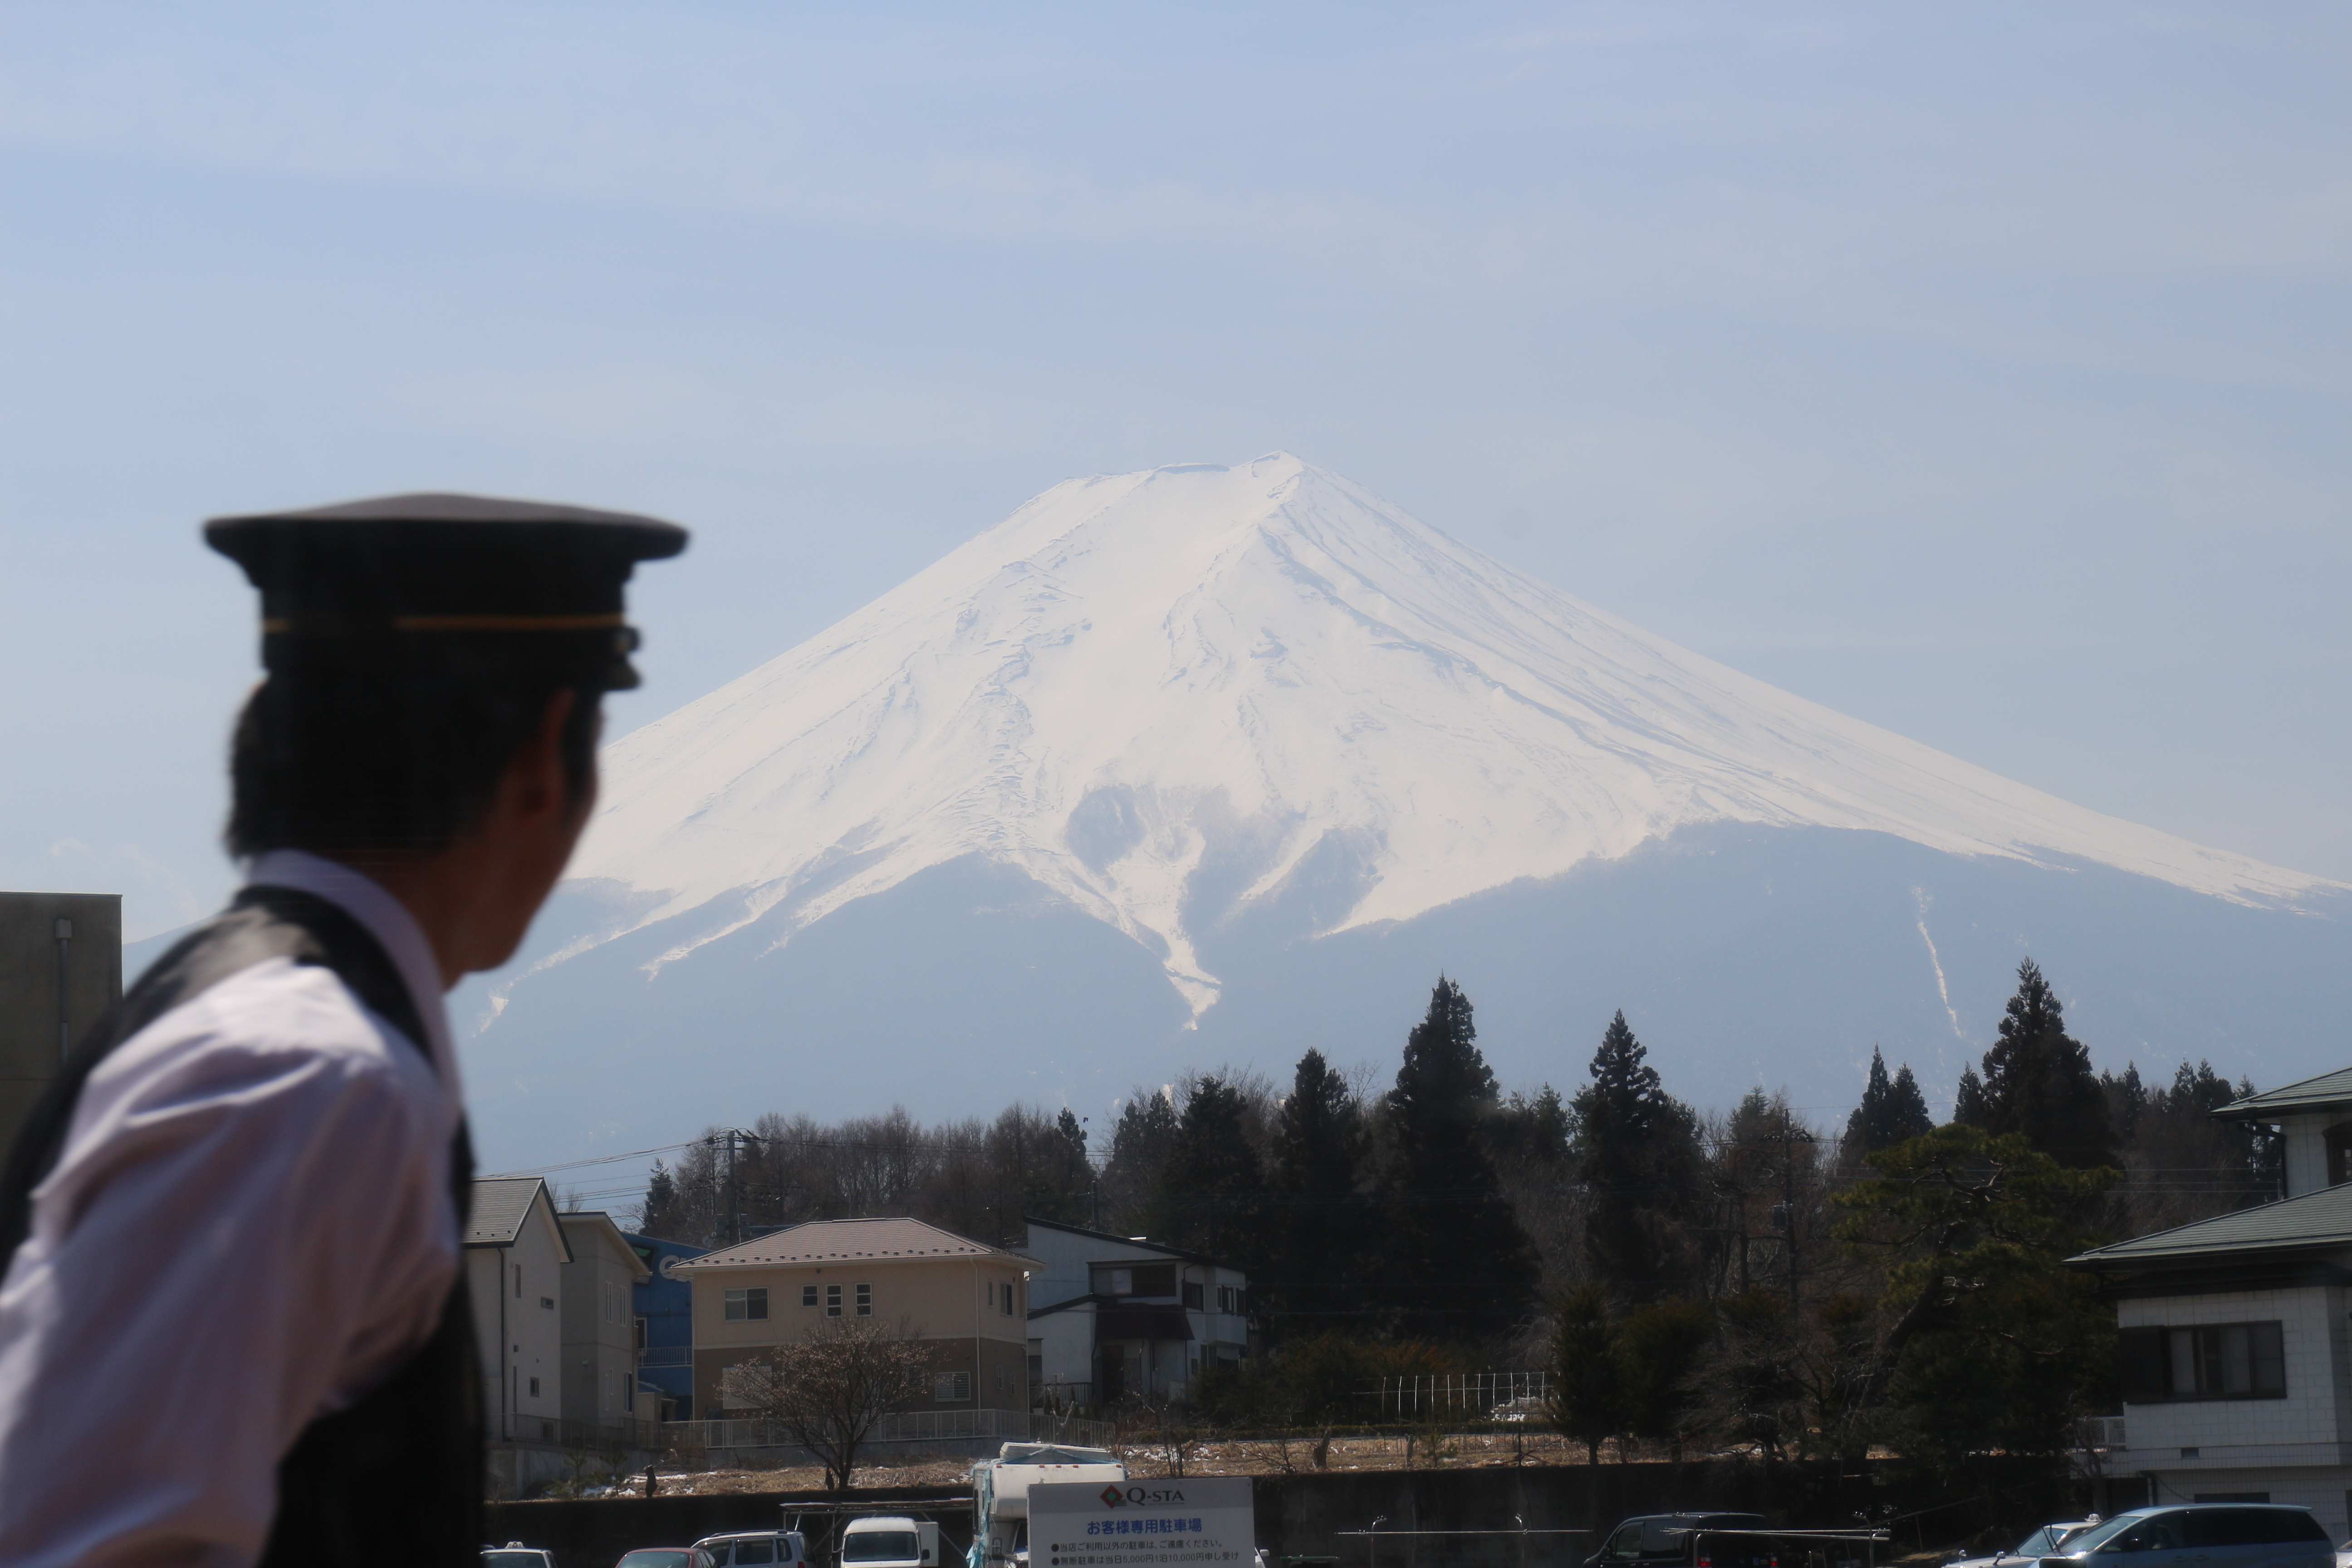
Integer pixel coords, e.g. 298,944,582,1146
0,495,685,1568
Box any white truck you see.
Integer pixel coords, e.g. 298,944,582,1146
969,1443,1127,1568
840,1517,941,1568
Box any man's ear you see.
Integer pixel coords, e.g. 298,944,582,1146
515,687,583,822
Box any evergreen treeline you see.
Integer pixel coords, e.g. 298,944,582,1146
640,956,2279,1476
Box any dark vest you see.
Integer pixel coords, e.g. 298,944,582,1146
0,885,482,1566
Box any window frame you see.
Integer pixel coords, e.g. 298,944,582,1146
724,1287,771,1323
826,1283,843,1318
2120,1320,2286,1401
934,1369,972,1403
856,1282,873,1316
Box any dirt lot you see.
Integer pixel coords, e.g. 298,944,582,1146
632,1431,1636,1497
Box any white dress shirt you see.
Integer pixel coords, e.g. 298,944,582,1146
0,851,465,1568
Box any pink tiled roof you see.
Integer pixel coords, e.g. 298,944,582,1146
676,1216,1037,1270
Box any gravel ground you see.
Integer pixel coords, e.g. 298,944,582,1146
626,1432,1661,1497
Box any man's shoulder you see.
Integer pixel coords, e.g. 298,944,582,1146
101,956,430,1093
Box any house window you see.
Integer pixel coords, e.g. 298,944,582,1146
528,1376,541,1397
602,1281,617,1324
935,1371,971,1402
2120,1322,2286,1400
1217,1285,1239,1314
1131,1264,1176,1296
1003,1282,1015,1316
513,1264,522,1298
803,1284,819,1308
725,1288,770,1322
856,1283,872,1316
634,1316,647,1353
826,1284,842,1317
2329,1125,2352,1187
1182,1282,1204,1310
540,1296,555,1310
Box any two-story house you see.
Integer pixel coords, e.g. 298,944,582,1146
625,1230,708,1420
675,1217,1037,1420
2069,1066,2352,1535
558,1209,652,1429
464,1177,570,1453
1019,1217,1250,1408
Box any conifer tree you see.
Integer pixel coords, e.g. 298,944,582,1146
1152,1075,1265,1262
1573,1010,1704,1299
1953,1065,1988,1125
1267,1049,1375,1338
1101,1089,1179,1230
1549,1286,1627,1465
1976,959,2117,1169
1843,1047,1936,1161
1383,977,1541,1342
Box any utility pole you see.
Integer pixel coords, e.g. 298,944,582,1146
1771,1111,1818,1311
716,1128,744,1249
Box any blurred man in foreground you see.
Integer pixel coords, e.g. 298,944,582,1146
0,494,686,1567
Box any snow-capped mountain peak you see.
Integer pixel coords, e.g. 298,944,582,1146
564,453,2335,1015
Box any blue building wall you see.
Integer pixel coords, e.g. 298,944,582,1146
624,1231,707,1420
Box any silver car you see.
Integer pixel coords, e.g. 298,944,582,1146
2040,1506,2330,1568
1953,1522,2100,1568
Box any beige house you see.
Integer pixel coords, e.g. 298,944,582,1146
676,1218,1037,1419
465,1176,569,1445
558,1210,653,1429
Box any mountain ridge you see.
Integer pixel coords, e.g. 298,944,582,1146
546,452,2333,1026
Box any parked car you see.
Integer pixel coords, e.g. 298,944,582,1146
1588,1514,1774,1568
694,1533,814,1568
486,1548,556,1568
2038,1506,2331,1568
840,1518,941,1568
617,1551,719,1568
1950,1521,2101,1568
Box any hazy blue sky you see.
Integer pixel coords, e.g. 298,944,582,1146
3,2,2347,943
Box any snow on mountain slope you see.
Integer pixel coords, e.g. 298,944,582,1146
564,453,2337,1016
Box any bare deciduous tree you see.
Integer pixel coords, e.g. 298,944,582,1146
729,1317,932,1494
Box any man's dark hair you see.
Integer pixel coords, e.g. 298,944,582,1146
226,652,600,862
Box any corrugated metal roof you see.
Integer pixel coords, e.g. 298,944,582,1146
466,1176,549,1247
2215,1066,2352,1120
2070,1183,2352,1267
676,1216,1034,1270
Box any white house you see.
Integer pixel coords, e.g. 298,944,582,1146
1019,1216,1250,1409
2070,1066,2352,1535
558,1209,654,1430
465,1176,571,1449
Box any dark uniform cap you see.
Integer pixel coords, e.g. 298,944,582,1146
205,492,688,691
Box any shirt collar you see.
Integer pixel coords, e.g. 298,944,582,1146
241,848,463,1098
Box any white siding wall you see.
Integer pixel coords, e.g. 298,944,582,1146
2118,1285,2342,1453
2281,1114,2337,1199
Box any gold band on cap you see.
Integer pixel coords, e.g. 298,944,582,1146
260,613,627,633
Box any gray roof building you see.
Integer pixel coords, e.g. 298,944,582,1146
465,1176,573,1257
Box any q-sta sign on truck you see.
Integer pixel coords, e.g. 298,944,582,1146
1025,1478,1254,1568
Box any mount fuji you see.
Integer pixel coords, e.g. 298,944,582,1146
455,455,2351,1170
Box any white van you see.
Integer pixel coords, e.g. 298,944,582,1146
840,1518,941,1568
